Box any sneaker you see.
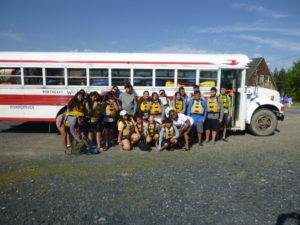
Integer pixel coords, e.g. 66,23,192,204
212,141,216,145
204,140,210,144
222,138,228,142
198,142,203,146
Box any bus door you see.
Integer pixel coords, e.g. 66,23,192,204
220,70,242,128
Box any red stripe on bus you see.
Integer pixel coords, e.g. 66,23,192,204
0,59,215,65
0,117,55,122
0,94,71,106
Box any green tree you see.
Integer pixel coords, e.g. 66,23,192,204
273,68,289,95
287,60,300,100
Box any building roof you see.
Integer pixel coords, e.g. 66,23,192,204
246,57,263,81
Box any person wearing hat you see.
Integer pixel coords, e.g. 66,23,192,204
119,83,137,117
118,110,140,151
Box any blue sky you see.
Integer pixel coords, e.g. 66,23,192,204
0,0,299,70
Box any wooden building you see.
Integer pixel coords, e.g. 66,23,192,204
247,57,277,90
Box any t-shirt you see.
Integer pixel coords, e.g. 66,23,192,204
172,113,194,129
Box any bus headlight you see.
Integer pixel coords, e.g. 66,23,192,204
281,106,285,111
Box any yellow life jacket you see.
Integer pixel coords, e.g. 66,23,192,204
63,111,84,127
119,119,135,137
146,122,158,137
140,100,149,112
207,97,220,113
219,94,229,109
86,102,101,122
164,126,175,139
71,105,84,113
105,103,117,117
191,100,204,115
136,123,144,133
172,100,184,113
150,101,162,115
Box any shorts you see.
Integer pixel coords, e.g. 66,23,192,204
223,113,230,127
205,118,220,131
88,121,103,132
162,138,171,145
194,121,204,133
122,135,131,140
104,121,115,130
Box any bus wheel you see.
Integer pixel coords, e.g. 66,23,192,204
249,109,278,136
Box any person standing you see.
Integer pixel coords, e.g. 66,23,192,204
219,87,232,142
187,90,207,146
119,83,137,117
204,87,224,144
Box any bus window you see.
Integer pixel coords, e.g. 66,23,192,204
221,70,242,89
90,69,108,86
199,71,217,87
0,68,21,85
178,70,196,87
112,69,130,86
134,69,152,86
155,69,174,87
46,68,65,85
24,68,43,85
68,69,86,86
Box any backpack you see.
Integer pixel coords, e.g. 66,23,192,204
138,134,151,151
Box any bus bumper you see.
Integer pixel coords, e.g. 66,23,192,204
276,112,285,121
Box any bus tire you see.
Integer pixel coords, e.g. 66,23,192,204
249,109,278,136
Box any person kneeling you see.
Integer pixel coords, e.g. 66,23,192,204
118,110,140,151
144,115,160,146
157,118,179,152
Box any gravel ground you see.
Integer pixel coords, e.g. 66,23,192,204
0,105,299,225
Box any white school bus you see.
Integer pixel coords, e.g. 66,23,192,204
0,51,284,135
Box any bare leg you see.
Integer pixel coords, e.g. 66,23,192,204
212,130,217,142
183,128,191,149
222,125,227,139
122,139,132,151
96,131,101,150
197,133,202,143
205,129,210,141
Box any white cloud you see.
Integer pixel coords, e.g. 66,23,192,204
0,31,23,41
190,26,300,36
69,49,95,52
154,44,209,54
235,34,300,52
255,45,262,50
231,3,288,19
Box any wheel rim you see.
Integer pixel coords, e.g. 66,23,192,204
256,114,272,131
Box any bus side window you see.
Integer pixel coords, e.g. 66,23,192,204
155,69,174,87
90,69,108,86
24,68,43,85
46,68,65,85
199,71,218,87
134,69,152,86
0,68,21,85
68,68,86,86
178,70,196,87
112,69,130,86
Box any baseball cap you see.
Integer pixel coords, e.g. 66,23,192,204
120,110,128,116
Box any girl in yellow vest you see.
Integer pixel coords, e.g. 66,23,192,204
55,111,85,154
171,91,186,114
67,91,85,113
102,93,119,151
159,89,170,109
157,118,180,152
85,91,103,151
144,115,160,146
148,92,165,123
136,90,150,120
118,110,141,151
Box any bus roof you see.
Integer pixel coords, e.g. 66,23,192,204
0,51,250,67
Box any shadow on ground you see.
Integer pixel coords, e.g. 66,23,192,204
1,122,57,133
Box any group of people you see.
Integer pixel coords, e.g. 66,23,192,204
55,83,232,154
281,94,294,108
